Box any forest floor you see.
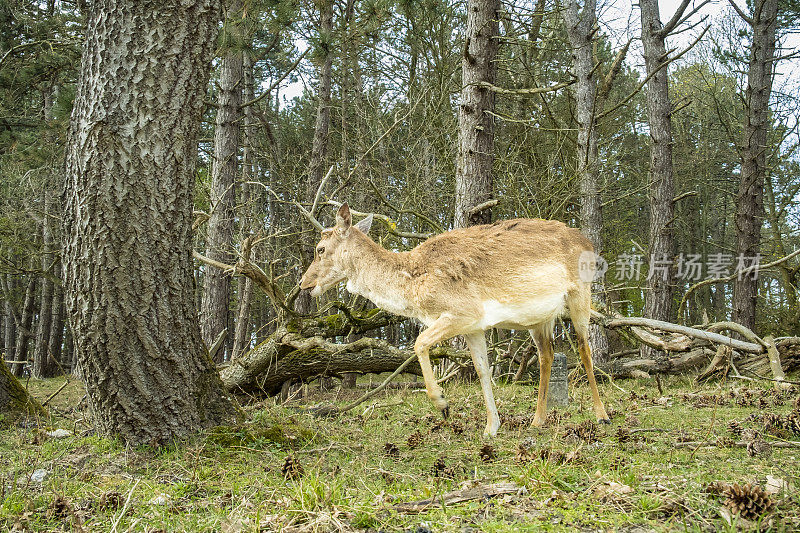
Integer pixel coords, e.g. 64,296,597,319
1,371,799,532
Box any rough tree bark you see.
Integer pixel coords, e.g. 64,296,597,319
63,0,241,445
732,0,778,331
454,0,500,228
3,274,17,366
201,0,245,361
295,0,334,315
232,53,256,361
563,0,609,363
639,0,688,356
12,275,36,377
33,191,57,378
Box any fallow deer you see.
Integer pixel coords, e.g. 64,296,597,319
300,203,609,437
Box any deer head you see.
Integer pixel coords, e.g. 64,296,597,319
300,203,373,297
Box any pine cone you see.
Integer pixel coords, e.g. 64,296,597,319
783,411,800,436
761,412,782,432
564,420,599,443
479,444,496,463
616,426,632,443
48,496,72,519
383,442,400,457
544,410,563,427
539,448,566,464
722,483,775,520
449,420,465,435
431,456,451,477
515,437,537,463
727,420,743,437
98,491,123,511
625,415,641,427
746,437,772,458
282,454,304,479
406,430,423,449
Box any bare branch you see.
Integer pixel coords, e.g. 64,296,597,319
598,25,709,120
728,0,754,26
658,0,692,37
311,165,335,217
239,48,310,109
473,79,575,96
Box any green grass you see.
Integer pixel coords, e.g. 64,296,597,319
1,373,798,531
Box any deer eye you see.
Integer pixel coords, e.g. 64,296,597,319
317,246,325,256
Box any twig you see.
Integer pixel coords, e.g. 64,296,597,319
474,79,575,96
392,482,522,513
111,479,140,533
306,353,418,416
42,380,70,407
239,48,310,109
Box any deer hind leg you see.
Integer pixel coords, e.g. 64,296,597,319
568,289,610,424
530,322,555,427
464,332,500,438
414,314,472,419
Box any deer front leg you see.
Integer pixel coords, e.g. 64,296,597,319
414,315,471,419
465,332,500,437
414,341,448,418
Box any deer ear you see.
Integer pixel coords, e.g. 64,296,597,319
335,203,352,232
355,214,373,235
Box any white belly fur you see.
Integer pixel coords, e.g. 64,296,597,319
477,295,566,330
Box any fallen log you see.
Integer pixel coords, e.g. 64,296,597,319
594,348,715,379
220,327,424,394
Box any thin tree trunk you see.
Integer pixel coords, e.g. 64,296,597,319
3,274,17,367
563,0,608,363
232,52,256,361
33,192,57,378
454,0,500,228
63,0,240,445
12,275,37,377
296,0,334,315
733,0,778,331
47,270,65,371
201,0,245,362
639,0,684,355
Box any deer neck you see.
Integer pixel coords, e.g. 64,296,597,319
342,236,416,318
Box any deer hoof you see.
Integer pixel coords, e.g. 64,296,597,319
598,417,611,425
441,406,450,420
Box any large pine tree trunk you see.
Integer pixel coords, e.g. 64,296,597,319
63,0,240,445
733,0,778,331
563,0,608,363
454,0,500,228
201,0,245,362
639,0,679,356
